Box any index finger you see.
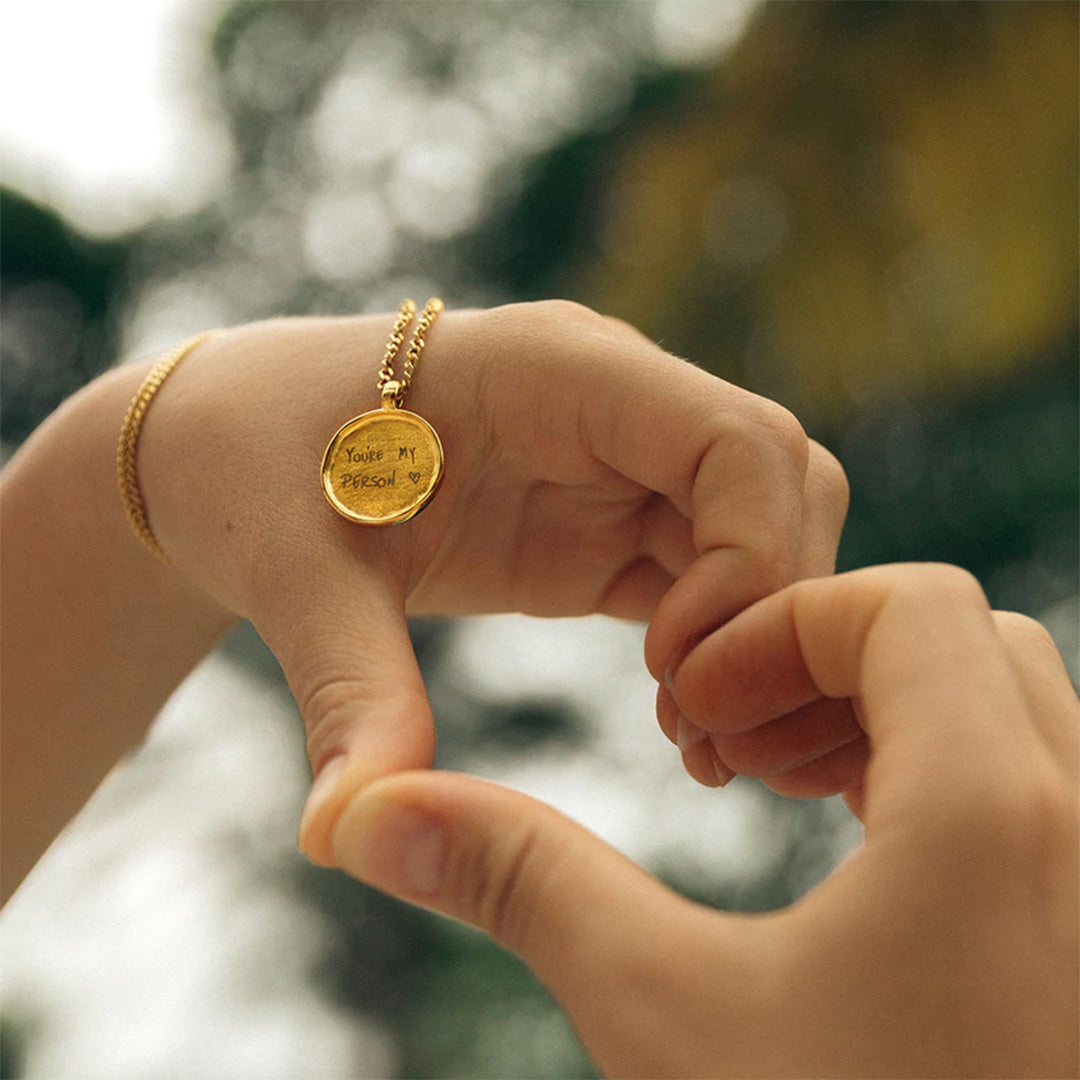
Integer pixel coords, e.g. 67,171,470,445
547,310,815,677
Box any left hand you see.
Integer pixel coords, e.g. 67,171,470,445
132,301,847,863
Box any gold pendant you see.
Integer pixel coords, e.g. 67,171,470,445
321,399,444,526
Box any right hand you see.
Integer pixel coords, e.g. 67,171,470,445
330,564,1079,1078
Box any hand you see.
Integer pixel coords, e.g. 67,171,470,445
327,564,1079,1078
134,301,847,863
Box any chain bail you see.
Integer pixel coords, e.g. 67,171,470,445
381,380,403,409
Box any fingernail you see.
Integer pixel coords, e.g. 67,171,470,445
656,685,678,743
676,713,709,751
710,746,737,788
335,799,448,900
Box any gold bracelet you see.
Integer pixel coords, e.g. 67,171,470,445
117,330,218,563
320,298,445,526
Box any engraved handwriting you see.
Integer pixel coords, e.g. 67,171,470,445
398,446,416,463
344,445,383,464
340,470,397,491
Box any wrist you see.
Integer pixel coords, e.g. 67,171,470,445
1,360,236,899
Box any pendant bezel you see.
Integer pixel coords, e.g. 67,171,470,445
320,406,444,526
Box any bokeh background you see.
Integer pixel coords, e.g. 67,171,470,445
2,2,1076,1077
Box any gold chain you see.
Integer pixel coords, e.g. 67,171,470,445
376,299,416,391
377,297,444,407
117,330,219,563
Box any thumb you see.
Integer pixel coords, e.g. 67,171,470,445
328,769,749,1074
261,572,436,868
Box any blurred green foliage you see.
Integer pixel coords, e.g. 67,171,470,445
0,188,126,445
2,1,1076,1077
0,1014,24,1080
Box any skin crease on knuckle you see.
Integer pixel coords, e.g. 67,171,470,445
483,824,544,955
442,814,545,957
298,676,374,775
701,405,809,555
742,398,810,481
641,388,813,682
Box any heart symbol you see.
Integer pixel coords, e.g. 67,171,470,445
408,471,422,484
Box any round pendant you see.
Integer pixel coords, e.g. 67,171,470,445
321,408,444,526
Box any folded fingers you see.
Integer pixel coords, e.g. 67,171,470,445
656,682,864,796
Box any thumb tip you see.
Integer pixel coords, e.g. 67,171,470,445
298,756,350,866
324,772,663,980
295,689,439,864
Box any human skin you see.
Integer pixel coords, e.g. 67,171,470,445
333,564,1080,1078
0,300,848,902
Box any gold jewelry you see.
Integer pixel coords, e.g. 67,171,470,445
117,330,218,563
321,298,445,526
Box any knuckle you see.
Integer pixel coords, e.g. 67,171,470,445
993,610,1059,657
595,311,659,350
807,441,851,516
482,299,607,362
495,297,598,330
486,825,543,951
1029,775,1079,852
899,562,989,609
928,783,1025,864
980,772,1076,865
601,312,644,338
536,297,599,324
749,400,810,468
298,674,368,771
446,820,544,953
